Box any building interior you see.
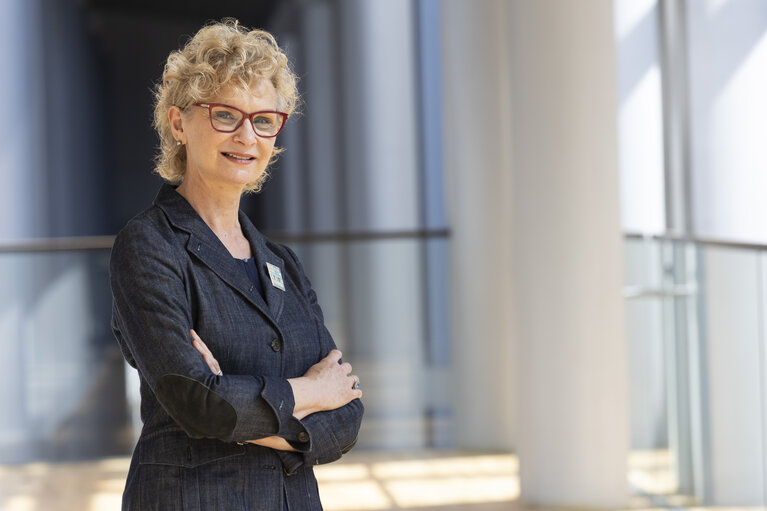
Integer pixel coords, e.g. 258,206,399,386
1,0,766,509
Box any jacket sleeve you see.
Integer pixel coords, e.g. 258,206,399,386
275,245,364,473
110,219,309,447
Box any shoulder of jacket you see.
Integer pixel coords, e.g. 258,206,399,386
113,205,179,253
265,238,299,266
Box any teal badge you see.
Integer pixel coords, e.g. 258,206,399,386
266,262,286,291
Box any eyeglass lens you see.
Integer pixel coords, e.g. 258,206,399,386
209,105,284,136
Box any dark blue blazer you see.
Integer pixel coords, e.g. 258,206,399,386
110,184,363,510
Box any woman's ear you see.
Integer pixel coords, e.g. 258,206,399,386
168,106,185,144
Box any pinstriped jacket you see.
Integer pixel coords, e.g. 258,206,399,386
110,184,363,510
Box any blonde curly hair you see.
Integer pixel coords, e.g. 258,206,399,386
153,19,299,193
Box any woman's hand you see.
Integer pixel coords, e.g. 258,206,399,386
191,329,222,375
288,350,362,420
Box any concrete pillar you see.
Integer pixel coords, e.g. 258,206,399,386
0,0,44,238
443,0,630,507
338,0,426,449
0,0,45,460
441,0,516,451
509,1,629,506
296,0,349,354
268,0,426,449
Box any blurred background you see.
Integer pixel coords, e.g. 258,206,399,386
0,0,766,509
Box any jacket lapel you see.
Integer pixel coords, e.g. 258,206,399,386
153,185,282,327
240,212,286,323
184,232,271,314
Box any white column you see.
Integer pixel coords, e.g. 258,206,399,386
508,1,629,506
441,0,516,451
297,0,349,357
338,0,425,449
443,0,630,507
0,0,44,239
0,0,45,459
302,1,343,233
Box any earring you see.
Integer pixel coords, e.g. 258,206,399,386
176,140,181,146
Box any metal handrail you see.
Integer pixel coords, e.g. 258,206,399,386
269,228,450,244
625,231,767,252
623,284,698,299
0,230,762,254
0,236,116,253
0,228,451,254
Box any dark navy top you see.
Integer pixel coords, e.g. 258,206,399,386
237,256,265,298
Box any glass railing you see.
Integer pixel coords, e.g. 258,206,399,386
624,233,767,507
3,232,767,509
0,241,131,464
0,231,452,466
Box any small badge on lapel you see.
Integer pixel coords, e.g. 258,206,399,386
266,262,286,291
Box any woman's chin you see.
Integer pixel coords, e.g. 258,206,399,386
222,167,266,190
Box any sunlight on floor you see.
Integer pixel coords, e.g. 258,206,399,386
0,457,131,511
0,452,520,511
0,449,762,511
314,453,519,510
627,449,678,495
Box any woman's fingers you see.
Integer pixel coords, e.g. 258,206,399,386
191,329,212,359
190,329,222,376
298,349,363,410
325,349,343,365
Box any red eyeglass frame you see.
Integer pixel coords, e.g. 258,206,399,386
193,103,289,138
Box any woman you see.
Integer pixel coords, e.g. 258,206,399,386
110,20,364,510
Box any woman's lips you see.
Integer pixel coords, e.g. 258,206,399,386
221,152,255,163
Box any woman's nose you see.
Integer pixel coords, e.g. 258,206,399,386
233,119,259,143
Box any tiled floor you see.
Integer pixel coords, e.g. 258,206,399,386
0,449,755,511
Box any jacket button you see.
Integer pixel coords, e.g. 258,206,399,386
298,432,309,443
269,339,282,352
249,285,254,292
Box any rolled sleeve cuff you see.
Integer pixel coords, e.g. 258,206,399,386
260,377,311,451
276,413,342,475
277,450,305,475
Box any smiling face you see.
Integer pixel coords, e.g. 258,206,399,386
169,79,280,194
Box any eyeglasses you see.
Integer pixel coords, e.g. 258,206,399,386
193,103,288,137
